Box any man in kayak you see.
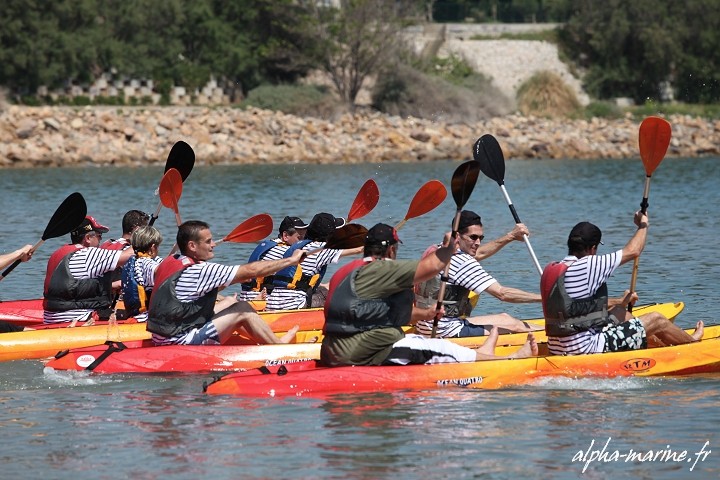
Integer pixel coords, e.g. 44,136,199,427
541,211,703,355
0,244,34,333
43,215,134,326
238,215,309,301
265,212,362,310
320,223,538,367
120,225,164,322
147,220,306,345
415,210,543,338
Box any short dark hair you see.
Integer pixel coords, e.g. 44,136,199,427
456,210,483,234
363,243,391,258
122,210,150,234
177,220,210,254
567,221,602,255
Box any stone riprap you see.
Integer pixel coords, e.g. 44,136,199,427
0,106,717,168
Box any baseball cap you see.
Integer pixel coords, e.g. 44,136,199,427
365,223,402,246
306,213,346,241
568,221,603,249
72,215,110,237
278,216,309,235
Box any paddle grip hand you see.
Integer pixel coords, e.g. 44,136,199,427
1,244,37,280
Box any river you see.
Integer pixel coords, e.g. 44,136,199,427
0,157,718,479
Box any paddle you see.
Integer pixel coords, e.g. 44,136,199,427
628,116,672,313
431,161,480,337
159,168,184,227
216,214,274,245
1,192,87,280
473,134,543,275
149,141,195,226
394,180,448,230
323,224,369,250
347,179,380,222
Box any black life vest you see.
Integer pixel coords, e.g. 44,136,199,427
540,260,611,337
43,244,113,312
323,258,414,335
146,254,217,338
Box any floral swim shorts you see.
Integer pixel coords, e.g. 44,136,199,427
600,318,647,352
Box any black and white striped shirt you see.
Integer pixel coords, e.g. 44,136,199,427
547,251,622,354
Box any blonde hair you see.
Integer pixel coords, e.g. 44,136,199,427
131,226,163,254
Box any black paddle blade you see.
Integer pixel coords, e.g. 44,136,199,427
450,161,480,209
43,192,87,240
472,134,505,186
165,141,195,181
324,224,369,250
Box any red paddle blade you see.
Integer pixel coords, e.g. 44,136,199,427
347,179,380,222
639,117,672,175
159,168,183,213
222,214,274,243
405,180,447,221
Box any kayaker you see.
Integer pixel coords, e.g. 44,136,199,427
146,220,305,345
120,225,164,322
415,210,543,338
0,244,34,333
265,212,362,310
320,223,538,367
43,215,134,326
541,211,703,355
238,215,309,301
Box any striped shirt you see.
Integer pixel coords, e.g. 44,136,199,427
43,247,123,324
547,250,623,355
415,251,497,337
129,255,163,322
150,259,238,344
265,241,342,310
237,242,288,302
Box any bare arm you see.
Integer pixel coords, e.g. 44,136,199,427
413,233,459,283
339,246,363,258
0,245,33,270
620,211,648,265
484,281,541,303
231,249,305,285
474,224,529,261
410,306,438,326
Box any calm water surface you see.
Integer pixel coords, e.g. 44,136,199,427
0,158,719,479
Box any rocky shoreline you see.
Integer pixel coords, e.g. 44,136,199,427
1,106,718,168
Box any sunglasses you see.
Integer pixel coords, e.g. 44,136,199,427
462,233,484,242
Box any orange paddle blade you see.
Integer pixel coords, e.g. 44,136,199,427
405,180,447,221
222,214,273,243
347,179,380,222
639,117,672,175
159,168,183,213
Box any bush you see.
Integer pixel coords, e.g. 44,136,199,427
242,84,342,118
372,63,512,123
516,71,581,117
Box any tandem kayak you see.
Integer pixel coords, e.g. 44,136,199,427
1,307,325,362
44,303,684,374
203,323,720,397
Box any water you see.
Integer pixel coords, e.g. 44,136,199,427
1,157,719,479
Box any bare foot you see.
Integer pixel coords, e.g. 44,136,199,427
691,321,705,341
509,333,538,359
477,326,500,355
279,325,300,344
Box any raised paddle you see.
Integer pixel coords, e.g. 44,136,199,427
305,223,369,256
431,161,480,338
149,141,195,226
216,214,274,245
158,168,184,227
628,116,672,312
473,134,543,275
394,180,448,230
1,192,87,280
347,179,380,222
